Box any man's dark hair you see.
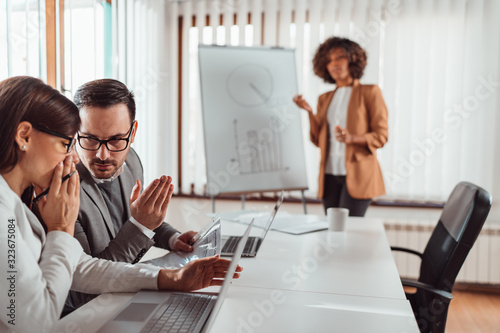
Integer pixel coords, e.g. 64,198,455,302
313,37,367,84
74,79,136,122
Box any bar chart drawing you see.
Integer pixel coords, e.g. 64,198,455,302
231,118,289,175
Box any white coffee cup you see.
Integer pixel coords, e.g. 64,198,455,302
327,208,349,232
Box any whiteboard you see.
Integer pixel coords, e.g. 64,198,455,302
199,45,308,195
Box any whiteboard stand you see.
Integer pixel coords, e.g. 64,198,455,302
210,191,307,214
210,195,246,213
301,190,308,214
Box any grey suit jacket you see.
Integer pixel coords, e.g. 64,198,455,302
74,148,179,263
66,148,178,312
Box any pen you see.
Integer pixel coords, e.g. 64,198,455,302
33,170,76,203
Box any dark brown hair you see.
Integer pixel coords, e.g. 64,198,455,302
312,37,367,84
74,79,136,122
0,76,80,173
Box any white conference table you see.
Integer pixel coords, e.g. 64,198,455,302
210,286,417,333
54,217,419,333
229,217,407,300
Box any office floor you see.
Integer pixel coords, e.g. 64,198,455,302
446,289,500,332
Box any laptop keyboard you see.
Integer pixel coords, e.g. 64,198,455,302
222,236,257,254
140,293,214,333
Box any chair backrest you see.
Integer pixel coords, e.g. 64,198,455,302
419,182,492,291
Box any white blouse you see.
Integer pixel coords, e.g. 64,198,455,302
0,175,160,333
325,86,352,175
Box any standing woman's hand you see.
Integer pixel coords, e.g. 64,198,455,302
34,155,80,236
335,125,367,146
293,94,313,113
334,125,350,143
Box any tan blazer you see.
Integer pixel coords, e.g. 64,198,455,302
309,79,388,199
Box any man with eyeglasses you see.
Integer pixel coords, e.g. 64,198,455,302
64,79,197,312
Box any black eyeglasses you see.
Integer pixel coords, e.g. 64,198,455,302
32,125,76,153
77,121,135,152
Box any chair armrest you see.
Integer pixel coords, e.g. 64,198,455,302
401,278,453,301
391,246,423,259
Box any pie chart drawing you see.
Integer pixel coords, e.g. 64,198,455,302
226,64,273,107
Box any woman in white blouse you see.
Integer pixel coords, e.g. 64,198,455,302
0,76,240,332
293,37,388,217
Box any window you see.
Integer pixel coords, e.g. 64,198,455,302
2,0,110,95
4,0,500,203
0,0,46,81
63,0,111,98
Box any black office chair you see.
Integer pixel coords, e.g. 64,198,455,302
391,182,492,333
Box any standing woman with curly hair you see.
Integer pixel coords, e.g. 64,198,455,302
293,37,388,217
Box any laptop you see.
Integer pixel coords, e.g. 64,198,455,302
220,191,283,257
98,220,254,333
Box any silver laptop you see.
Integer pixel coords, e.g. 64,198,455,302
98,220,254,333
221,191,283,257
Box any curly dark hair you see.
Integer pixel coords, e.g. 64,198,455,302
312,37,367,84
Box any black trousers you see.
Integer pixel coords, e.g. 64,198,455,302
322,174,371,217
